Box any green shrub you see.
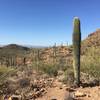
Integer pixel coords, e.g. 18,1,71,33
40,64,58,77
0,66,14,75
62,69,74,86
0,66,15,83
81,47,100,80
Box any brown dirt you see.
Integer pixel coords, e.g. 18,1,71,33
37,80,69,100
75,86,100,100
1,69,100,100
37,80,100,100
37,87,68,100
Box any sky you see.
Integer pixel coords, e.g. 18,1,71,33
0,0,100,46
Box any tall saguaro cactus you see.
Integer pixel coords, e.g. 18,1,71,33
53,43,57,64
73,17,81,86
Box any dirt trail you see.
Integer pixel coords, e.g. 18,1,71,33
37,87,69,100
76,86,100,100
0,69,100,100
37,80,70,100
36,79,100,100
37,86,100,100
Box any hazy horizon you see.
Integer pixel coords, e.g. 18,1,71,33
0,0,100,46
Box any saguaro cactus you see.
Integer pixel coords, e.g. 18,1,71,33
73,17,81,86
53,43,57,64
36,49,40,71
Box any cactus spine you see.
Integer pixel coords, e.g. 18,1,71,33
73,17,81,86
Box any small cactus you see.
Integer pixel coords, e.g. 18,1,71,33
73,17,81,86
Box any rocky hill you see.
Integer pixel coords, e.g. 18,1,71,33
81,29,100,54
83,29,100,47
39,46,72,64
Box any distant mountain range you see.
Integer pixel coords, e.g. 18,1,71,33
0,44,47,49
23,45,47,48
0,29,100,67
0,28,100,50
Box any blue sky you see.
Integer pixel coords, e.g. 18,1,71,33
0,0,100,46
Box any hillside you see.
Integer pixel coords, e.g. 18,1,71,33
83,29,100,47
0,44,30,55
0,30,100,100
81,29,100,54
0,44,30,67
39,29,100,64
0,29,100,67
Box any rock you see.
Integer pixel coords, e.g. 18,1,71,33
74,91,86,97
51,97,57,100
88,79,99,87
57,75,65,82
19,78,30,88
26,91,36,99
63,84,67,88
8,95,22,100
31,83,38,90
59,86,63,89
66,87,76,92
1,69,58,99
15,90,21,95
51,99,57,100
87,94,91,97
58,70,64,76
47,78,54,82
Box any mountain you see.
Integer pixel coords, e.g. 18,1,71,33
0,44,31,67
0,44,30,57
22,45,47,48
2,44,29,50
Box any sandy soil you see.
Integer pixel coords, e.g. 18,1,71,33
37,80,100,100
37,87,69,100
37,80,69,100
76,86,100,100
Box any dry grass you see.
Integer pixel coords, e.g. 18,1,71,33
81,47,100,80
0,66,16,83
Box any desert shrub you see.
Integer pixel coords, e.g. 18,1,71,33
62,69,74,86
32,59,72,77
57,58,68,71
81,47,100,80
0,66,15,84
43,64,58,76
0,66,14,76
32,61,43,72
40,64,58,77
32,61,58,76
19,78,30,88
